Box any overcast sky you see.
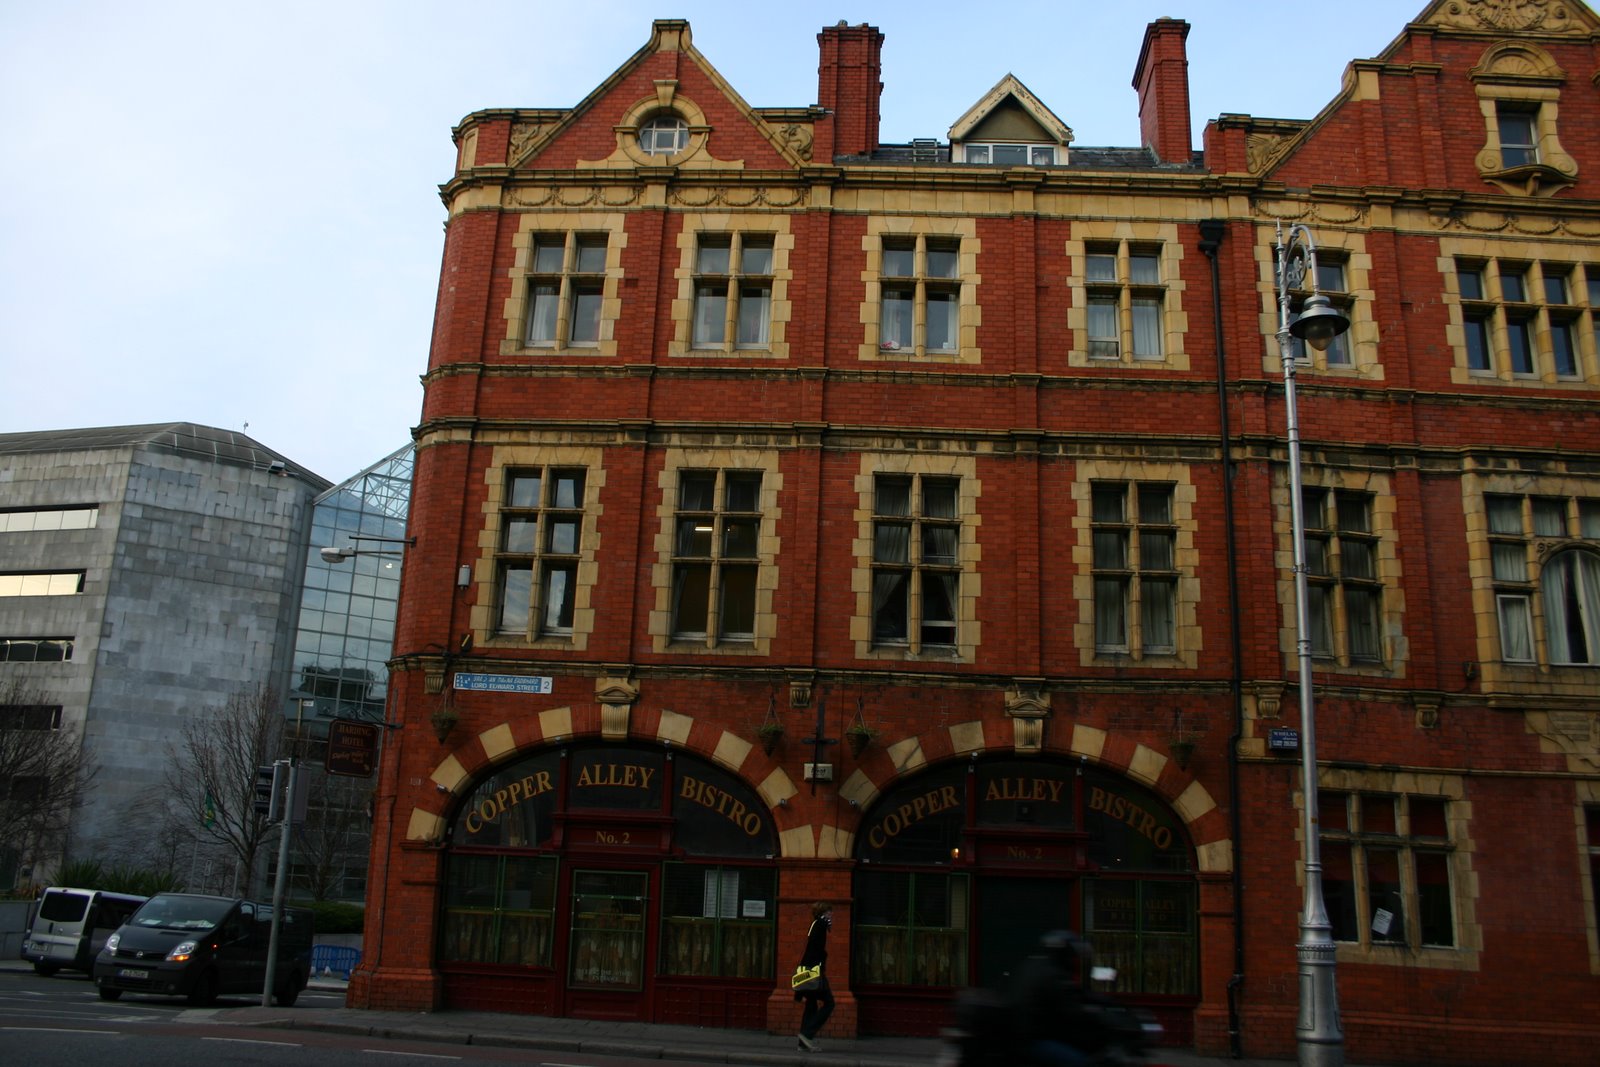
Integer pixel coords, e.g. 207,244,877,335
1,0,1414,484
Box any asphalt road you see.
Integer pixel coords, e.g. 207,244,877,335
0,970,671,1067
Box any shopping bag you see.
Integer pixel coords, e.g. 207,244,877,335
791,963,823,992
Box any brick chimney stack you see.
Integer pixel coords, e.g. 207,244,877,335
1132,18,1193,164
816,21,884,161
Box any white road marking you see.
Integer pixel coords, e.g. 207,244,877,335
0,1025,121,1035
359,1052,462,1060
202,1036,302,1047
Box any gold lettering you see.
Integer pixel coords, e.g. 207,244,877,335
465,809,482,834
1047,780,1063,804
942,785,959,809
535,770,553,794
638,766,654,791
984,781,1001,803
1089,786,1108,813
577,765,595,787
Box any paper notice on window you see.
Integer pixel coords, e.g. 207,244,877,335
742,899,766,918
1371,908,1394,936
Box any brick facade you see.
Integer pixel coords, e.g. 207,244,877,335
353,5,1600,1064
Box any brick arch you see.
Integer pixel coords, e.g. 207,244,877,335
405,704,809,850
835,720,1233,874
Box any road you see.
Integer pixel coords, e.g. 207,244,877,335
0,971,674,1067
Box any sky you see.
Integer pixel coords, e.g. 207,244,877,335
1,0,1416,484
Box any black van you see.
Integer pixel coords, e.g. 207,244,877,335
92,893,314,1006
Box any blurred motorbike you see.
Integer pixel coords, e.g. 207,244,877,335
934,965,1165,1067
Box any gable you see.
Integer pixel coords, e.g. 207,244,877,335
505,20,807,174
967,99,1054,144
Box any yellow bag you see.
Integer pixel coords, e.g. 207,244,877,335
791,963,823,992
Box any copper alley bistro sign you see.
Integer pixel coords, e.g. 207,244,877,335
324,720,380,778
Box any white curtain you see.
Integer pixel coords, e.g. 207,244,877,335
1544,551,1600,663
1497,594,1534,662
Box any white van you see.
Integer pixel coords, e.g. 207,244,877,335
21,887,149,976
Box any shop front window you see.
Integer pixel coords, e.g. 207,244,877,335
1083,879,1195,995
439,853,558,966
853,869,969,987
659,863,775,978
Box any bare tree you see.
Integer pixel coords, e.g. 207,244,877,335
163,684,285,895
292,766,371,900
0,677,97,886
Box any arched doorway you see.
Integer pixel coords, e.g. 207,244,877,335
435,742,779,1028
851,757,1198,1038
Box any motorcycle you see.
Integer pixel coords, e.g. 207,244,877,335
934,966,1165,1067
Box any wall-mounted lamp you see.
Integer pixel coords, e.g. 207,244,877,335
457,564,471,587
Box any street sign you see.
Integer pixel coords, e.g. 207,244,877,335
326,719,380,777
453,672,553,694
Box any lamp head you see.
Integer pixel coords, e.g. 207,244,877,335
1290,293,1350,351
320,546,353,564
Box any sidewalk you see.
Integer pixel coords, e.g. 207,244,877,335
5,959,1306,1066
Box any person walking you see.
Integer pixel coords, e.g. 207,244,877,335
794,902,834,1051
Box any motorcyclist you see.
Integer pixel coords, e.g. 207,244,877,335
1010,930,1108,1067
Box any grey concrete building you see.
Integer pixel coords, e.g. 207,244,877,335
0,423,329,886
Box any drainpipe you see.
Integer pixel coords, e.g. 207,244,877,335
1199,218,1246,1059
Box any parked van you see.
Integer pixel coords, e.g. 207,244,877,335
20,887,149,976
92,893,314,1006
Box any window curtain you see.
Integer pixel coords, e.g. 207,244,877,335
1095,577,1127,648
1544,551,1600,663
1131,298,1162,357
1497,595,1534,662
737,285,770,345
872,571,909,640
1141,578,1174,650
1087,300,1118,344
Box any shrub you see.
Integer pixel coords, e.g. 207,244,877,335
299,899,365,934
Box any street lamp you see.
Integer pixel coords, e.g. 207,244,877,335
1274,221,1350,1067
319,533,414,564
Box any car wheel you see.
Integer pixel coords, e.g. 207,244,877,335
274,973,301,1007
33,962,60,977
186,970,219,1006
98,986,123,1001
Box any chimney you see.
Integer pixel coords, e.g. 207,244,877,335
1132,18,1193,164
816,21,884,161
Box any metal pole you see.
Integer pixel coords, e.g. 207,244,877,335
1276,223,1344,1067
261,759,296,1007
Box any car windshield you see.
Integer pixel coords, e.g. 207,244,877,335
130,895,233,931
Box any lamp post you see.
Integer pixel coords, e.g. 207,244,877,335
319,533,414,564
1274,221,1350,1067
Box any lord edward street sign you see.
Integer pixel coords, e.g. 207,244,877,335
325,719,380,778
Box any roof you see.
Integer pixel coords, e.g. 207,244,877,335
0,422,332,490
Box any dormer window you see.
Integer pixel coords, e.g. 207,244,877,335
965,143,1055,166
638,114,689,156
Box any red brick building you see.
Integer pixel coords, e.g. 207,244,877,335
349,3,1600,1063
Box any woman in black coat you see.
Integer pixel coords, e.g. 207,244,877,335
794,901,834,1051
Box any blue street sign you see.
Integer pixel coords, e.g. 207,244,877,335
453,672,553,694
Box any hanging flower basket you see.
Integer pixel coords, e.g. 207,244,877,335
430,704,459,742
756,694,784,754
845,698,880,757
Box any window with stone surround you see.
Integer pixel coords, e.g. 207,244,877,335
880,236,960,355
495,468,587,639
871,473,962,651
853,454,979,661
861,220,979,364
670,469,763,645
1302,487,1383,663
1485,492,1600,666
524,234,607,349
1469,41,1578,198
691,233,773,351
1320,789,1456,951
1091,481,1177,655
1281,253,1353,370
1085,242,1166,362
1454,258,1595,382
502,215,624,358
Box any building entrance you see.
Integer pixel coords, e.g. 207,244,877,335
976,875,1075,989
